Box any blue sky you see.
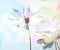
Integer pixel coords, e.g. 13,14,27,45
0,0,23,16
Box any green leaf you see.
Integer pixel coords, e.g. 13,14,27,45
43,42,53,49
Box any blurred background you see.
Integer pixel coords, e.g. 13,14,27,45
0,0,60,50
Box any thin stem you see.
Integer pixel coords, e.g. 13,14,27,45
55,42,57,50
27,26,32,50
56,42,60,50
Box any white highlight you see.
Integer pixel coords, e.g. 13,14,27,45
0,24,5,33
3,32,11,43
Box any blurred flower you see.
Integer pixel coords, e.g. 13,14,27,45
36,31,60,49
37,38,45,44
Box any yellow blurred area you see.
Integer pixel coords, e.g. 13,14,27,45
36,31,59,43
44,36,52,43
52,36,57,43
36,31,52,43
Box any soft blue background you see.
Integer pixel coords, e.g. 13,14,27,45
0,0,60,50
0,0,23,16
